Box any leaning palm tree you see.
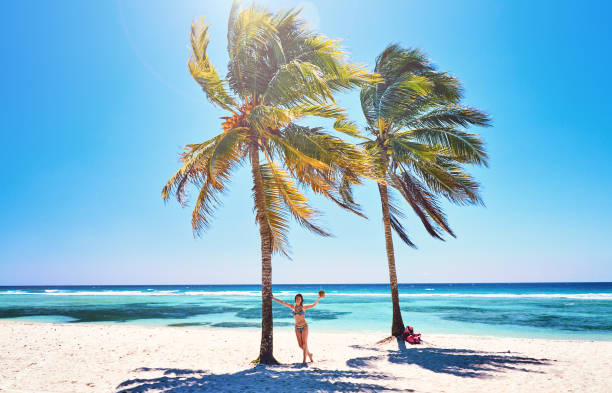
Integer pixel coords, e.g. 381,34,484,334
162,2,378,364
358,45,491,337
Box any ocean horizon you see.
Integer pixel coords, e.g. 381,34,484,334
2,282,611,341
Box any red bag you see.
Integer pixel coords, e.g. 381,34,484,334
406,333,422,344
403,326,422,344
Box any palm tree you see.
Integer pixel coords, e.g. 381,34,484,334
162,2,378,364
358,45,491,337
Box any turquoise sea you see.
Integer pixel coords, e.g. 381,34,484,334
1,283,610,340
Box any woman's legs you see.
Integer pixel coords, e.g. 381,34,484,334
294,328,304,350
301,326,313,363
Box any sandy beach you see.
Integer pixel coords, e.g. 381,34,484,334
0,322,609,393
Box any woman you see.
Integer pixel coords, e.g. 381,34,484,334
272,293,323,364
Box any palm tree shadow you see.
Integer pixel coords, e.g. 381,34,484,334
116,365,411,393
347,337,553,378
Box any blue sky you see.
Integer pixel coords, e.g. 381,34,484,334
1,0,610,285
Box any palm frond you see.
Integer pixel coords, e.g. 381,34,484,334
410,105,491,128
338,171,365,218
377,74,434,121
385,187,416,248
408,158,482,206
374,45,433,78
421,71,462,102
267,128,330,171
275,123,370,177
207,127,249,186
249,103,347,133
262,59,335,106
226,3,283,97
274,124,368,218
362,45,435,124
261,158,330,237
294,167,366,218
326,62,383,92
262,29,380,107
387,135,438,164
189,18,237,112
295,103,347,120
162,135,219,205
249,106,295,132
390,172,455,239
162,128,247,234
400,126,488,166
258,163,291,257
359,88,379,128
190,170,227,235
333,119,366,139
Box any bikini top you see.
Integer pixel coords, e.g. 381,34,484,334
292,307,305,316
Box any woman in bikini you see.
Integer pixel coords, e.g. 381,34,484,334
272,293,323,364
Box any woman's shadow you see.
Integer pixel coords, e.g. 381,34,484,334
346,337,552,378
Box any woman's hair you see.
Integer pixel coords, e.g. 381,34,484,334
294,293,303,306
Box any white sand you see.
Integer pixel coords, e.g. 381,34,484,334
0,322,610,393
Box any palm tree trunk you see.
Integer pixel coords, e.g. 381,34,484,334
378,183,405,337
248,138,279,365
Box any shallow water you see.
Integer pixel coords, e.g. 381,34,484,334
1,283,610,340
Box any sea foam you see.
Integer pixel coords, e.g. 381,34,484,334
0,290,610,300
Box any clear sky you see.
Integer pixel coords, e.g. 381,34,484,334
1,0,610,285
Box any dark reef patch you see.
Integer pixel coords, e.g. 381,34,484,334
441,312,612,332
211,322,260,328
236,305,350,321
236,306,293,320
210,321,294,328
0,303,241,323
402,302,612,332
167,322,212,327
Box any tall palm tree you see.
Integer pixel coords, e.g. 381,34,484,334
358,45,491,337
162,2,378,364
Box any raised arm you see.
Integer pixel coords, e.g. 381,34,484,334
272,296,293,308
304,296,322,309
